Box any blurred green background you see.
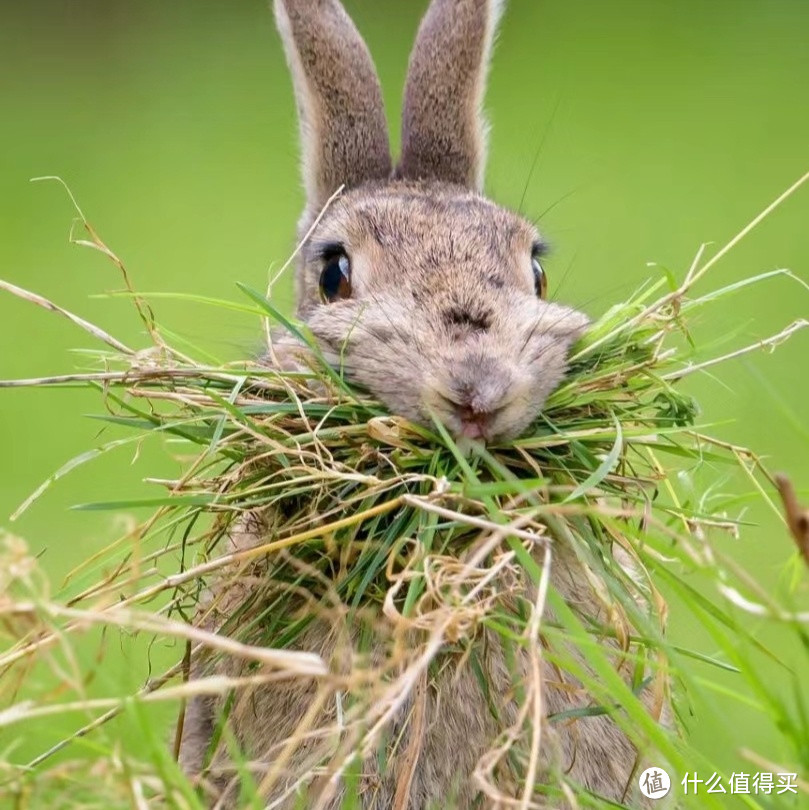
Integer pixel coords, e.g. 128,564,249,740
1,0,808,800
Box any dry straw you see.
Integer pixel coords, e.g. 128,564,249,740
1,174,808,808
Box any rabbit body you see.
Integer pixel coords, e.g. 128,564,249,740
181,522,643,809
180,1,657,806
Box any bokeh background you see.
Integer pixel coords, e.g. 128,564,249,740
1,0,808,798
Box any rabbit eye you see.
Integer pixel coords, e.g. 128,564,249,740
531,246,548,299
319,250,352,303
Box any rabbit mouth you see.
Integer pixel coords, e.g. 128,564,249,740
424,388,530,444
444,398,506,441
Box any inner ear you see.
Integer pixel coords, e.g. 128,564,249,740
274,0,392,218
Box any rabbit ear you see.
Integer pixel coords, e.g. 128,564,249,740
274,0,392,216
396,0,504,190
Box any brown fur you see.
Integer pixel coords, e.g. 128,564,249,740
397,0,503,189
179,1,659,806
275,0,392,224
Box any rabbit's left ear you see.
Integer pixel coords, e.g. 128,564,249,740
274,0,392,219
396,0,505,190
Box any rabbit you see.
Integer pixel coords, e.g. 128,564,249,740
179,1,663,807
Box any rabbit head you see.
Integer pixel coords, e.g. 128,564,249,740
274,0,588,441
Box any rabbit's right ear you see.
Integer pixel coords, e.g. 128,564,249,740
397,0,504,190
274,0,392,220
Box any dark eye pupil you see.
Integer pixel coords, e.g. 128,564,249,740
532,256,547,299
320,253,351,302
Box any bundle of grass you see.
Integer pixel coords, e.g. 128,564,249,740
1,176,809,809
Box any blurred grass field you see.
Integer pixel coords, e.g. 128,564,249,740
1,0,808,803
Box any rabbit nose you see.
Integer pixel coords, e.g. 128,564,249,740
439,354,515,439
